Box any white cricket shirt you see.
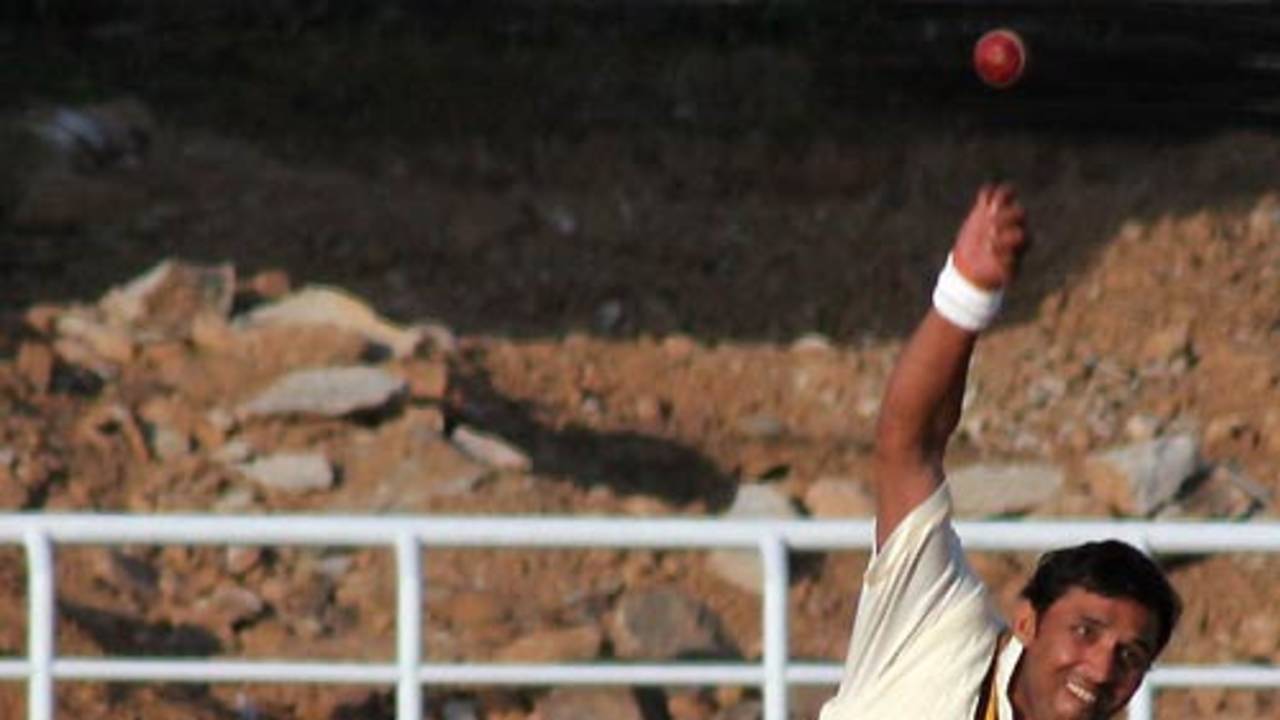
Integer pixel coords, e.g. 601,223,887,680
818,484,1022,719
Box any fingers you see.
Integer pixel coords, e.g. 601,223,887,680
977,182,1017,215
954,182,1029,289
991,206,1026,250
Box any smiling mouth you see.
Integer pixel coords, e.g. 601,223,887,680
1065,680,1097,706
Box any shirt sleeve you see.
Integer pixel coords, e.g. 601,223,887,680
827,482,991,700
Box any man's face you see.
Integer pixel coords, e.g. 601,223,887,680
1011,587,1160,720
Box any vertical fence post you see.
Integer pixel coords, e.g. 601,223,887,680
396,532,423,720
24,529,54,720
759,534,789,720
1125,530,1154,720
1127,679,1153,720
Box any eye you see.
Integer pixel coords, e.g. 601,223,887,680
1117,646,1150,671
1072,623,1097,642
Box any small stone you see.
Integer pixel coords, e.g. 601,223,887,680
596,300,624,332
400,358,448,400
1123,413,1162,441
668,691,714,720
713,687,745,710
213,487,259,513
236,453,334,493
790,333,833,353
93,550,159,598
15,341,55,392
24,304,61,335
620,495,671,516
149,424,191,460
201,584,264,625
442,698,481,720
189,312,237,352
213,438,254,464
1246,194,1280,239
661,334,699,360
246,269,292,299
417,321,458,355
1204,414,1250,447
1240,612,1280,659
735,414,784,440
311,553,354,580
1187,687,1225,716
714,700,762,720
205,408,237,434
450,424,531,472
1139,322,1192,366
634,395,665,424
225,547,262,576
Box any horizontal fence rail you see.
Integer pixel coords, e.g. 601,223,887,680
2,514,1279,720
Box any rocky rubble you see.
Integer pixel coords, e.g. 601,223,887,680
0,247,1276,718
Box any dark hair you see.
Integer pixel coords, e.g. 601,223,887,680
1020,540,1182,655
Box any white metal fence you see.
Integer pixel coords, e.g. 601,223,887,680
2,514,1279,720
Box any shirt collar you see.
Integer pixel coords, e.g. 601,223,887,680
996,634,1025,720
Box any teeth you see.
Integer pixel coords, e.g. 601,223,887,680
1066,681,1096,705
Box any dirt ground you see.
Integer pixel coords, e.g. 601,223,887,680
2,7,1279,719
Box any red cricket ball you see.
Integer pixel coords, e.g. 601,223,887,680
973,28,1027,89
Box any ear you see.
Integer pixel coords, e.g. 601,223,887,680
1012,598,1039,645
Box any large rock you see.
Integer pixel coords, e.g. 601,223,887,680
608,588,728,660
1160,465,1271,520
236,286,425,359
1083,435,1201,516
236,453,334,493
947,462,1064,517
802,476,875,518
55,311,134,365
495,625,602,663
237,365,406,418
707,485,798,595
98,260,236,340
336,410,490,511
371,444,490,507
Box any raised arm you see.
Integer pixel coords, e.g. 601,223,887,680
873,185,1029,548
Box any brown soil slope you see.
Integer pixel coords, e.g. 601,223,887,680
1,13,1278,720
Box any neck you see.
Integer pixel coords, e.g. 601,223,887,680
1009,654,1032,720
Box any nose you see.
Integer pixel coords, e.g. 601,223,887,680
1082,641,1117,684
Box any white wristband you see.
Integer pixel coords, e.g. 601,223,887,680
932,253,1004,331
